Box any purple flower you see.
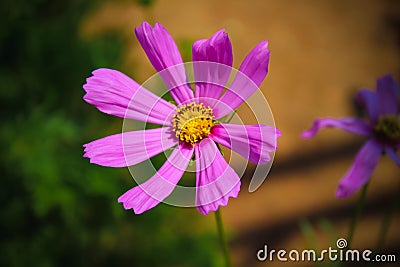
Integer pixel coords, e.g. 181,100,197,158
302,75,400,198
83,22,280,215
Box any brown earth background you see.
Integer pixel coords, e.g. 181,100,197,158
82,1,400,266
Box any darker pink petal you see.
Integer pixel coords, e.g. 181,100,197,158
302,117,372,138
356,89,379,124
195,139,241,215
376,74,399,116
84,128,177,167
118,143,193,214
209,124,280,164
83,68,175,125
237,41,270,87
135,22,193,105
193,30,233,106
213,41,270,118
336,140,382,198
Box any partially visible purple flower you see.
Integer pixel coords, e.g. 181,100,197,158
83,22,280,215
302,75,400,198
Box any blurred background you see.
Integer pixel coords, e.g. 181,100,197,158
1,0,399,266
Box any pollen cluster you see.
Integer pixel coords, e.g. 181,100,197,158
374,114,400,144
172,103,215,145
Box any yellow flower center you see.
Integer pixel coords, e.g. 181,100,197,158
172,103,215,145
374,114,400,144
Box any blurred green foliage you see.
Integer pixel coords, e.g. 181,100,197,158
0,0,217,266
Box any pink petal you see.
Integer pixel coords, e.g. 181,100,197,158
213,41,270,118
376,74,399,116
356,89,379,124
195,139,241,215
192,30,233,106
336,140,382,198
302,117,372,138
118,143,193,214
83,127,177,167
385,146,400,167
209,123,280,164
83,68,175,125
135,22,194,105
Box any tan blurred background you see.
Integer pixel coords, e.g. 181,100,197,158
82,1,400,266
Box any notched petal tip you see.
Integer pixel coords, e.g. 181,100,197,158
197,181,241,215
209,29,228,43
212,40,270,118
135,21,193,105
82,144,90,158
258,40,269,49
82,128,177,168
192,28,233,102
82,67,175,124
117,144,193,214
251,41,270,59
117,186,156,215
209,124,278,165
195,139,242,215
91,68,112,76
136,21,152,31
154,22,171,35
118,189,152,214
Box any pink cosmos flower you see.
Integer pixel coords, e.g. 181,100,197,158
302,75,400,198
83,22,280,215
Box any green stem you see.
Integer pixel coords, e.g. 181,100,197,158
347,183,369,248
215,209,231,267
376,183,400,250
225,110,237,124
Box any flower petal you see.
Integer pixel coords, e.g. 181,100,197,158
336,140,382,198
195,139,241,215
385,146,400,167
376,74,399,116
356,89,379,124
118,143,193,214
83,68,175,125
209,123,280,164
213,41,270,118
302,117,372,138
83,127,177,167
192,30,233,106
135,22,193,105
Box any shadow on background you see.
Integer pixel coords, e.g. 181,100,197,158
1,0,399,267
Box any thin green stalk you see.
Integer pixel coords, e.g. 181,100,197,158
225,110,237,123
347,183,369,248
215,209,231,267
376,183,400,250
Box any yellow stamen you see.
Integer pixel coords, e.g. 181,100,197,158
172,103,215,145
